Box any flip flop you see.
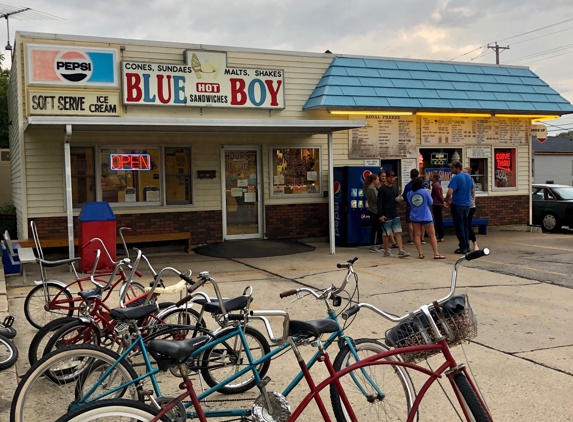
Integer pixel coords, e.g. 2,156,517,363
419,254,425,259
437,238,445,242
434,255,446,259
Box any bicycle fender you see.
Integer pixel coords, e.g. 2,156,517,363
33,279,71,291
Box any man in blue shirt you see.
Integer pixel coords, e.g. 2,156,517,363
444,161,474,254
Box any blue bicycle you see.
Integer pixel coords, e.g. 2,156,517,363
11,258,416,422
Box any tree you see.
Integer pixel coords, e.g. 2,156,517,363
557,131,573,137
0,53,8,148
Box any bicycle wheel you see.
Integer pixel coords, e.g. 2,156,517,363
44,320,102,358
452,373,492,422
28,316,79,365
24,282,74,329
10,345,140,422
0,324,17,339
119,281,147,306
200,325,271,394
54,398,171,422
330,338,416,422
151,306,206,339
0,334,18,370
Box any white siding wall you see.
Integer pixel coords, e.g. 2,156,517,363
534,155,573,185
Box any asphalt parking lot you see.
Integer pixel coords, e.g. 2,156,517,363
1,226,572,421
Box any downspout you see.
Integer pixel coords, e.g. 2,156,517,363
529,136,533,228
64,124,75,260
328,132,335,254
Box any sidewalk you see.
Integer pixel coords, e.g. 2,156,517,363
2,229,573,421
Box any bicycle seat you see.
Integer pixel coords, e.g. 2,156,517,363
288,319,340,339
194,295,252,315
148,336,210,360
77,287,103,300
36,257,80,268
110,303,158,321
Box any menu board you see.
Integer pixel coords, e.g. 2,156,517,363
349,115,417,159
422,116,528,145
497,118,529,145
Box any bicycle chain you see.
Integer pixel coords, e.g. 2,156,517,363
182,397,255,422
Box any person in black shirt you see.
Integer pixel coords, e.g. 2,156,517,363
377,171,410,258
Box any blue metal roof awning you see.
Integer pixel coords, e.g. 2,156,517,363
304,57,573,115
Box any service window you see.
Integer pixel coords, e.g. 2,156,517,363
71,147,96,207
164,147,192,205
493,148,517,189
469,158,488,193
270,147,321,196
99,147,160,205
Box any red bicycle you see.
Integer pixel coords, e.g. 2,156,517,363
23,221,145,329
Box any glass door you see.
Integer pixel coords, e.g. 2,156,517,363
222,146,262,239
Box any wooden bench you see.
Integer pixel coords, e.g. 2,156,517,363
17,232,191,253
2,230,37,282
443,218,489,235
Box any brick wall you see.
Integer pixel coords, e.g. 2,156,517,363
265,203,329,239
397,194,529,226
28,195,528,245
29,210,223,245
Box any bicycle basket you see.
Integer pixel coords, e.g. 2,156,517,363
384,294,477,363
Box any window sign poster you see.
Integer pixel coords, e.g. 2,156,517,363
244,192,256,202
271,147,321,196
401,158,418,183
231,188,243,197
494,148,517,188
237,179,248,187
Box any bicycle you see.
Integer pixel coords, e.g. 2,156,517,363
0,316,18,370
53,249,493,422
11,259,415,422
30,248,205,365
24,221,146,329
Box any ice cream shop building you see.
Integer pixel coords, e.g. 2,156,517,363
7,31,572,252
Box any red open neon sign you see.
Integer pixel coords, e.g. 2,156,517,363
110,154,151,171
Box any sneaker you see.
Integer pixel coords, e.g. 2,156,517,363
398,251,410,258
406,240,414,245
383,251,393,257
421,241,426,245
370,248,383,253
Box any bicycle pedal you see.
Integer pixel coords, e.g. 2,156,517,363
256,376,271,388
138,389,154,399
2,316,14,328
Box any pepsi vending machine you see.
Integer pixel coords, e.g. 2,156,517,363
334,166,380,246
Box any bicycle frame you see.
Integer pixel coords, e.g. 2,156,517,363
291,338,492,422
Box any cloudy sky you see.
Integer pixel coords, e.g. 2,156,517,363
2,0,573,134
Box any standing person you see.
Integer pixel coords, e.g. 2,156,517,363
444,161,473,254
430,172,445,242
377,171,410,258
378,170,397,247
463,167,479,251
407,177,445,259
364,174,383,252
402,169,425,245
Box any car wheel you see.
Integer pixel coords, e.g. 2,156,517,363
542,212,561,232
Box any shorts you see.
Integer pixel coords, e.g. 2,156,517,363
412,220,433,226
382,217,402,235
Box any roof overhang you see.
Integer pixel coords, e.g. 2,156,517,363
23,116,365,135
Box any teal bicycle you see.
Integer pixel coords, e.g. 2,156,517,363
11,258,416,422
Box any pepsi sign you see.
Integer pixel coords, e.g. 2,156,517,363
26,44,118,88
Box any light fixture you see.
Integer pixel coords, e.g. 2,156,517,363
494,114,560,121
416,112,492,118
328,110,413,116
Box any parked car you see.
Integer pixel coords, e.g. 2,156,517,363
532,184,573,232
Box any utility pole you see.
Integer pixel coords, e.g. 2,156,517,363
487,42,510,65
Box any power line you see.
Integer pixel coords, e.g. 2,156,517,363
526,49,573,64
449,17,573,62
504,42,573,64
510,25,573,46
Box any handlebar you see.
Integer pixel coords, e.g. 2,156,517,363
341,248,490,322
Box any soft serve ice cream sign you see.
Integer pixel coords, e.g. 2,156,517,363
122,50,284,109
